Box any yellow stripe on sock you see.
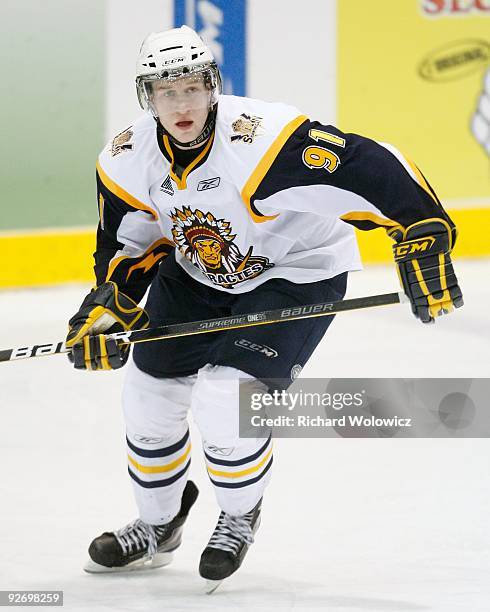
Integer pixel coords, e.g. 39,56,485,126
207,446,273,479
127,443,191,474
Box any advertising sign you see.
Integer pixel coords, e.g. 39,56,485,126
338,0,490,206
174,0,247,95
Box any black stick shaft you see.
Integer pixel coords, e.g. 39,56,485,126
0,291,403,363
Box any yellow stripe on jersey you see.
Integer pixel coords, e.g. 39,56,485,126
106,255,127,283
98,194,105,229
127,442,191,474
96,161,158,220
403,157,439,206
125,251,167,281
241,114,309,223
105,236,174,283
206,447,273,479
340,211,401,229
162,133,215,190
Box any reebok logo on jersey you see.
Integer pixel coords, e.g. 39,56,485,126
169,206,273,289
160,176,174,196
197,177,220,191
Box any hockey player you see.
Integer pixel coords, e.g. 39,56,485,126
65,26,463,589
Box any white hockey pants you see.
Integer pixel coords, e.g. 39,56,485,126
122,359,272,525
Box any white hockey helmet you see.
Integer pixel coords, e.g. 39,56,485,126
136,25,222,113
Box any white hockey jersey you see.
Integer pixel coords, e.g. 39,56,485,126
95,95,454,301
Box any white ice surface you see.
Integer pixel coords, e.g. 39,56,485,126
0,260,489,611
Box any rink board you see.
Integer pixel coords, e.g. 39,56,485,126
0,207,488,288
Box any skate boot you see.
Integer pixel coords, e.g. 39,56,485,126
199,498,262,593
84,480,199,573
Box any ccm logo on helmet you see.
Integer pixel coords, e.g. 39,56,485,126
163,56,186,66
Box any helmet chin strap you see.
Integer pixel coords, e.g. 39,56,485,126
156,106,217,148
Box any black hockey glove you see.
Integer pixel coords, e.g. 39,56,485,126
66,281,149,370
390,219,463,324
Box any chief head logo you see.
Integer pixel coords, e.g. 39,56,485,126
169,206,273,288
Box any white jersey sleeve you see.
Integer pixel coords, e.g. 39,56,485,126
94,115,174,302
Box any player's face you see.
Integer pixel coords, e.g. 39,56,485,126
150,76,211,144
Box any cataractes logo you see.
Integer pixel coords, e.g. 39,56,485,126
169,206,273,289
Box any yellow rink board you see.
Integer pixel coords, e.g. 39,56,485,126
355,207,490,263
2,229,96,289
1,208,488,289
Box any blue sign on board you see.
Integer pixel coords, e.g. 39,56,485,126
174,0,246,96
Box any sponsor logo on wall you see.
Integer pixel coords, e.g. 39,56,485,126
420,0,490,16
417,39,490,161
418,40,490,82
339,0,490,214
174,0,246,96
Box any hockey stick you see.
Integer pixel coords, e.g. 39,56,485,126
0,291,405,363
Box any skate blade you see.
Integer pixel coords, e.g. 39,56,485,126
204,579,223,594
83,551,173,574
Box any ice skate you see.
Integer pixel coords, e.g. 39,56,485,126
199,499,262,593
84,480,198,573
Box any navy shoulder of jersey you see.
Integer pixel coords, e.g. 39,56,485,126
249,119,456,241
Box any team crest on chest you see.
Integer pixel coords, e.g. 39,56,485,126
169,206,273,289
230,113,264,144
